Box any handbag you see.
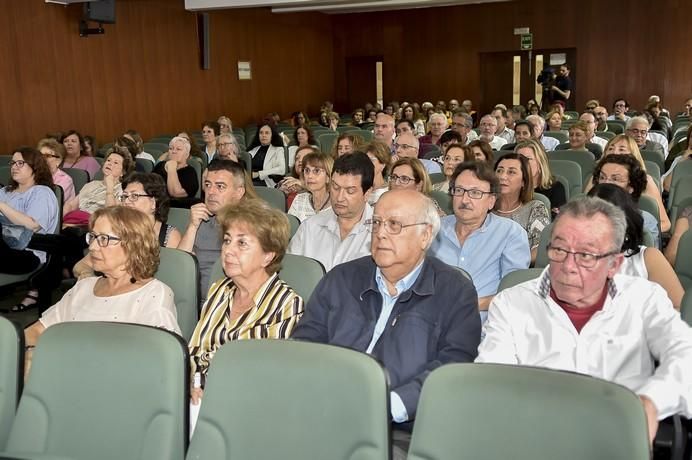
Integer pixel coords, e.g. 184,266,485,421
0,214,34,250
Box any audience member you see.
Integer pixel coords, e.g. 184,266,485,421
491,107,515,143
579,112,607,149
287,124,317,168
83,135,97,157
563,121,603,159
0,148,58,313
593,106,610,132
152,136,199,202
477,196,692,445
189,199,304,404
526,114,559,151
393,132,441,174
450,112,478,145
625,116,666,160
63,146,134,226
515,140,566,215
365,140,392,205
61,130,101,178
401,105,426,137
247,123,286,187
331,132,365,159
478,115,507,150
124,130,156,163
608,98,631,121
200,121,220,164
419,113,447,147
493,153,550,263
467,140,494,165
292,189,481,459
38,137,75,203
374,113,396,153
217,115,232,134
288,152,333,222
545,109,565,132
429,161,530,318
589,153,661,246
433,144,472,192
288,152,374,271
439,130,462,154
215,133,242,165
278,145,316,204
178,159,256,298
395,119,415,137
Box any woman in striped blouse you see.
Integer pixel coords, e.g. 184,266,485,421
188,199,304,404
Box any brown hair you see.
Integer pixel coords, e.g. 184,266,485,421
217,199,290,275
389,157,432,194
104,146,135,178
495,153,534,203
330,132,366,159
365,140,392,177
7,147,54,192
90,206,160,280
467,140,494,165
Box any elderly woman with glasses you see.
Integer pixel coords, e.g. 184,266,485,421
287,152,334,222
72,173,182,279
23,206,181,374
153,136,199,201
215,133,242,165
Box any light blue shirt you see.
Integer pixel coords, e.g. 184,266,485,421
429,213,530,298
421,159,442,174
0,185,58,264
366,261,424,423
642,210,660,249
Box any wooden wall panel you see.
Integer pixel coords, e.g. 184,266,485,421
0,0,333,153
332,0,692,116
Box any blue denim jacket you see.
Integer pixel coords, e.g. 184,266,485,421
291,255,481,425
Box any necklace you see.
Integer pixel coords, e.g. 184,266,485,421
311,192,330,211
496,203,522,214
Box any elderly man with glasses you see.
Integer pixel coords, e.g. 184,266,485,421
292,188,481,460
477,196,692,446
392,132,441,174
429,161,530,319
625,116,666,159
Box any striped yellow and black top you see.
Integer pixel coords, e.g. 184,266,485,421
188,273,304,379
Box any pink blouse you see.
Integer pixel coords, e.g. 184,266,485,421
53,169,76,202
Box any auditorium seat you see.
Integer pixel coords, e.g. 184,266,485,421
156,247,200,341
255,186,287,212
0,316,22,451
548,149,595,184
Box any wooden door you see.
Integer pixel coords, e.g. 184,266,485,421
345,56,380,111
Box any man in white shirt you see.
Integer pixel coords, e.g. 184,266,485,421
478,115,507,150
491,107,515,144
477,196,692,445
374,113,396,153
579,112,607,149
526,115,559,151
288,152,374,271
608,98,631,121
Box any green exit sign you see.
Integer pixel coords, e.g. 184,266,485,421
521,33,533,50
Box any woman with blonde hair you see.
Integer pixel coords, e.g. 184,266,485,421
514,139,566,215
584,134,670,232
38,137,75,202
364,140,392,205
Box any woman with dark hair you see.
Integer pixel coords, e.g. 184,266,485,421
591,153,660,247
83,135,97,157
330,132,365,159
0,147,58,311
287,124,317,169
402,104,426,137
247,123,286,187
290,111,309,128
72,173,183,279
468,140,494,165
61,130,101,178
201,121,221,164
365,140,392,205
433,144,473,192
493,153,550,263
124,129,156,163
351,108,365,128
588,183,683,310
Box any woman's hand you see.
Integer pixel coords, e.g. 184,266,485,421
165,159,178,173
104,173,118,190
191,387,204,405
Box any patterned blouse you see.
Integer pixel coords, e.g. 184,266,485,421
188,273,304,382
494,199,550,249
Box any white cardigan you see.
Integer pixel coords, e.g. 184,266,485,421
248,145,286,187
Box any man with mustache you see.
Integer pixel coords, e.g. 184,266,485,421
178,159,250,300
429,161,530,321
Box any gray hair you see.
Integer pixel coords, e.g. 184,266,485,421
453,112,473,127
552,196,626,252
526,114,546,131
419,194,441,248
169,136,191,154
217,133,239,154
429,113,447,125
626,116,650,129
480,114,497,126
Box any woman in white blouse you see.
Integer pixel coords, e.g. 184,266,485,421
288,152,333,222
247,124,286,187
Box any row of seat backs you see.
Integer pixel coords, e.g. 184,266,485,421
0,320,651,460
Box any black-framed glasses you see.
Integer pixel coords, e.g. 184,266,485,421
365,218,428,235
546,244,620,268
9,160,26,168
118,192,152,203
86,232,122,247
388,174,415,185
449,186,494,199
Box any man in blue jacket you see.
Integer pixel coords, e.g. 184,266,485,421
291,189,481,459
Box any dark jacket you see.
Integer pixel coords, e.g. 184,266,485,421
291,255,481,425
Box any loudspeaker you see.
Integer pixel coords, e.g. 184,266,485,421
197,12,210,70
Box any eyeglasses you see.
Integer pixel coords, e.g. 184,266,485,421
217,142,233,148
41,153,61,159
546,244,619,268
449,186,494,199
365,218,428,235
598,173,628,185
9,160,26,168
394,143,417,151
303,167,325,176
118,192,152,203
626,128,648,136
86,232,122,247
388,174,415,185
